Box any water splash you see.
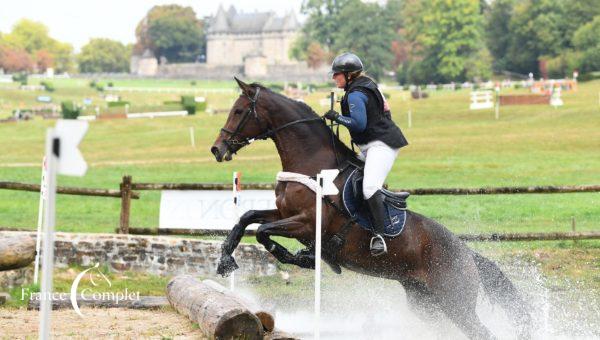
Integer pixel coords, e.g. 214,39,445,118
230,253,599,339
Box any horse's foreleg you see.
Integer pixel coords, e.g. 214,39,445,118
217,209,280,276
255,214,315,269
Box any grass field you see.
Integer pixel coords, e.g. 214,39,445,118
0,78,599,238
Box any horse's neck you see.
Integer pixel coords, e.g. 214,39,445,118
268,106,343,175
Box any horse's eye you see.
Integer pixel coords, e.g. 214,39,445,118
234,109,243,115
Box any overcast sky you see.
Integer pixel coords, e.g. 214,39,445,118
0,0,304,51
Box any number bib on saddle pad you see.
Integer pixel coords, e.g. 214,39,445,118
342,169,409,237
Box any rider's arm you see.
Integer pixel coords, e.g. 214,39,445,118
335,91,367,133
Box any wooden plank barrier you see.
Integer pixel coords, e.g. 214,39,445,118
499,94,550,105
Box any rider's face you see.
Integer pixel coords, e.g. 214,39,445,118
332,72,346,89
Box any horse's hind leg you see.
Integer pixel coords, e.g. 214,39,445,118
401,279,443,324
436,288,495,340
218,209,280,276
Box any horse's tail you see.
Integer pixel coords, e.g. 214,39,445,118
472,251,533,338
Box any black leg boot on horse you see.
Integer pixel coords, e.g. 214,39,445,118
367,189,388,256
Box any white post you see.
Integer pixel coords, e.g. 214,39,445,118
314,174,323,340
230,171,241,291
33,157,48,284
189,127,196,148
39,130,58,340
495,102,500,120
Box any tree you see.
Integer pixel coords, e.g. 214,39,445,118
401,0,487,83
0,19,74,73
486,0,515,71
78,38,131,73
306,42,329,68
135,5,204,63
333,1,395,80
0,46,34,72
505,0,567,75
572,16,600,73
35,49,53,72
297,0,359,51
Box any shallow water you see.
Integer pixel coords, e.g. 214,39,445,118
234,255,600,339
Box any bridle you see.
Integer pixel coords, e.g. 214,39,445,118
220,87,323,155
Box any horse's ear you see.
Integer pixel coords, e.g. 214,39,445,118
234,76,252,95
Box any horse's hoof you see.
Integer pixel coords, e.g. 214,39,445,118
294,252,315,269
217,255,239,277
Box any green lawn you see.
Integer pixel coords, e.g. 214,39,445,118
0,78,598,238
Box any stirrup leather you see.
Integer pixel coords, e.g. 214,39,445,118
370,234,387,256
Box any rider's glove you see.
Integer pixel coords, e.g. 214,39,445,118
323,110,339,121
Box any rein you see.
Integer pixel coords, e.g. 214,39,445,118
220,87,322,154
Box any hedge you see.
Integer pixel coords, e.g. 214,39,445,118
61,101,81,119
107,101,130,108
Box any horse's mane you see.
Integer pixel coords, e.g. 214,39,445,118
249,82,361,164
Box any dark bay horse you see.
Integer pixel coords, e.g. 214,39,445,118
211,78,532,339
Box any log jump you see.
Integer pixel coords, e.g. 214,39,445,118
166,275,297,340
0,235,35,271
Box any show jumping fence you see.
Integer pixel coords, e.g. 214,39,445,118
1,176,599,242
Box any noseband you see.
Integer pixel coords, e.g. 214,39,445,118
220,87,323,154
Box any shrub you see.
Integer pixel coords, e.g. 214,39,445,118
196,101,207,112
107,101,130,108
181,95,196,115
89,80,97,88
12,73,28,85
107,82,114,87
40,81,55,92
61,101,81,119
190,80,197,86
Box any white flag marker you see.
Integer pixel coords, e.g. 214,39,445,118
40,120,88,340
314,169,339,340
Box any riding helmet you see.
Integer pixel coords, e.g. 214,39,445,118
331,52,363,73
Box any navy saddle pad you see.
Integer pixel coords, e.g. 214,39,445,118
342,169,409,237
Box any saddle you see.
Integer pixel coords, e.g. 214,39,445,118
342,168,409,237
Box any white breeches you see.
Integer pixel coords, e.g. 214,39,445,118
357,140,399,199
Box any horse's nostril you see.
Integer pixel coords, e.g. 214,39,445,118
211,146,222,161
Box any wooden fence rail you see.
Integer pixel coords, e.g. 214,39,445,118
0,181,139,199
131,182,600,195
2,175,599,240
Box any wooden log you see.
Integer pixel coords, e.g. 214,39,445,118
0,181,140,199
27,296,168,310
0,235,35,271
166,275,263,340
203,279,275,332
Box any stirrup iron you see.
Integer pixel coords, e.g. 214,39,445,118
370,234,387,256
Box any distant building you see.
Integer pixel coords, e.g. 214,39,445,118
206,5,300,67
129,5,328,82
130,49,158,76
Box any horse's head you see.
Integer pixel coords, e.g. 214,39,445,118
211,77,271,162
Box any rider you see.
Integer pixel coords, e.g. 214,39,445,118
324,52,408,256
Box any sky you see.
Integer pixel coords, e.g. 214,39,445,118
0,0,304,51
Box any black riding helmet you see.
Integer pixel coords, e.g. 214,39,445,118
331,53,363,90
331,52,363,74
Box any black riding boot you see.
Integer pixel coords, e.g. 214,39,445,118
366,190,388,256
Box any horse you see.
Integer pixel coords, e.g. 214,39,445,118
210,78,532,339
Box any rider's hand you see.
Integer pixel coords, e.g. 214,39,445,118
323,110,339,121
